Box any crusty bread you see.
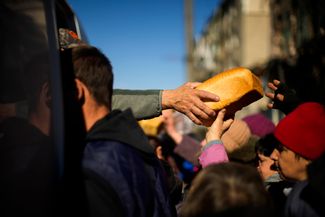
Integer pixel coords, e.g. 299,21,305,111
196,67,264,120
138,116,163,137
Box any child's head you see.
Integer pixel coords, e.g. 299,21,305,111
180,162,273,217
255,133,279,180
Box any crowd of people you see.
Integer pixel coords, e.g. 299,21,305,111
1,22,325,217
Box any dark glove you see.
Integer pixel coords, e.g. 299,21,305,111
273,82,302,115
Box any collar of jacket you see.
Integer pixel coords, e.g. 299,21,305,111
86,108,154,155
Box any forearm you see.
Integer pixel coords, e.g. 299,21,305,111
112,89,162,120
198,140,229,168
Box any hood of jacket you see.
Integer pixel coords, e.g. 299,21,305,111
86,109,154,155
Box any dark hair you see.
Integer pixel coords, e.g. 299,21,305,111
180,162,273,217
23,52,50,111
72,46,113,109
255,133,278,157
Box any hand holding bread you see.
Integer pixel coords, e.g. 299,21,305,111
196,67,264,126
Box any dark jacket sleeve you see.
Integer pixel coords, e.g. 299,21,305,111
112,89,162,120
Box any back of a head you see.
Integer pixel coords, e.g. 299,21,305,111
72,46,113,109
180,162,273,217
221,120,258,163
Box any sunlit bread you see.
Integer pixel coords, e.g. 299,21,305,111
196,67,264,123
138,116,163,137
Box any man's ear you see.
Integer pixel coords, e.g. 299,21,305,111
40,82,51,108
75,79,86,103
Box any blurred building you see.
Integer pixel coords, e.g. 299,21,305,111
190,0,325,122
191,0,271,82
191,0,271,119
191,0,325,81
270,0,325,61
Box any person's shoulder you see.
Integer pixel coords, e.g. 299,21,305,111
85,140,135,155
84,139,147,165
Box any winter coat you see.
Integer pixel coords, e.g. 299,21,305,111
83,109,175,217
284,181,319,217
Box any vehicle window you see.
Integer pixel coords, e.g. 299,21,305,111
0,1,57,215
1,0,50,117
0,0,88,215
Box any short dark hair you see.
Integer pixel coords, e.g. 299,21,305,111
72,46,113,109
255,133,278,157
23,51,50,112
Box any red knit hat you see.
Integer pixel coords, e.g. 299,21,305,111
274,102,325,160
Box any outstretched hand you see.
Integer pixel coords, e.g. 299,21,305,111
162,82,219,125
205,109,233,143
265,80,284,109
265,79,301,114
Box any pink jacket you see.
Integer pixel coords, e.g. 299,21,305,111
198,140,229,168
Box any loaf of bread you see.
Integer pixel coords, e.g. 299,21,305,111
138,116,163,137
196,67,264,122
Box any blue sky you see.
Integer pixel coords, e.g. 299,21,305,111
67,0,220,90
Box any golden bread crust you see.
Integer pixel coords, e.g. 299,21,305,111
196,67,264,114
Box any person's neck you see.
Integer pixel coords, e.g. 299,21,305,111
83,101,110,132
295,170,308,181
29,104,50,136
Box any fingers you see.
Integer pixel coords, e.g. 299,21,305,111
267,103,274,109
210,109,225,129
265,92,275,99
205,109,227,142
265,91,284,101
185,111,202,125
267,83,276,91
163,83,220,125
193,100,216,118
223,119,233,131
196,89,220,102
191,104,210,121
193,89,219,118
185,82,202,89
267,80,281,91
276,93,284,101
273,79,281,85
266,79,285,108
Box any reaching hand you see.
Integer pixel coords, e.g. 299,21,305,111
265,80,284,109
162,82,219,125
265,80,301,114
205,109,233,143
162,109,183,144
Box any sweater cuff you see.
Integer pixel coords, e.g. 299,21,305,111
202,139,223,151
158,90,163,115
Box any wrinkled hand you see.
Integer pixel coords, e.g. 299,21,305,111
205,109,233,143
162,82,219,125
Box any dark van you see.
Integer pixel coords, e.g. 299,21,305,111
0,0,88,216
